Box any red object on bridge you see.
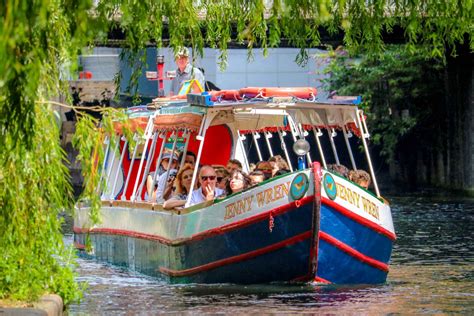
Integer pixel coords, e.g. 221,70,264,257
79,71,93,79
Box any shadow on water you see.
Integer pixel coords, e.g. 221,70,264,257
66,193,474,315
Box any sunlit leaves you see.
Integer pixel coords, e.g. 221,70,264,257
0,103,82,304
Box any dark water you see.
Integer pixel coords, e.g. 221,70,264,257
67,196,474,315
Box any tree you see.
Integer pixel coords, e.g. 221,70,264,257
0,0,472,303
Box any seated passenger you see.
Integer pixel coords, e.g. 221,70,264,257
348,169,371,189
213,165,229,191
269,155,291,176
163,164,195,209
146,152,178,201
156,168,178,203
327,163,350,178
178,150,196,167
249,170,265,186
249,163,256,173
226,159,242,173
187,165,225,206
255,161,273,180
226,170,251,195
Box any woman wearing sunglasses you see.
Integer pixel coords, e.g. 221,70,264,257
163,164,195,209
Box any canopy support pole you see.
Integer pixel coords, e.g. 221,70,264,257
237,130,250,172
264,132,274,157
312,127,327,169
329,128,340,165
342,126,357,170
131,115,155,202
252,132,263,161
356,109,380,197
150,132,167,199
277,128,293,172
98,135,110,194
179,130,191,170
101,135,119,199
159,131,179,201
136,131,159,201
110,137,128,200
121,133,139,201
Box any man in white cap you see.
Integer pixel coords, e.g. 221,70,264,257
169,47,205,96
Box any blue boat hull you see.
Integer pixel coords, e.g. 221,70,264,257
315,199,394,284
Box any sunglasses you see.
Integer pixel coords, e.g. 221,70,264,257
201,175,216,181
217,177,224,182
182,174,193,180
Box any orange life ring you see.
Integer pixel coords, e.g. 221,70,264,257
239,87,317,99
208,90,242,101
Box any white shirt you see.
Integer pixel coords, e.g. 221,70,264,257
187,187,225,206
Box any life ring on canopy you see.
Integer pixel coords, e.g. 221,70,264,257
208,90,242,101
239,87,317,99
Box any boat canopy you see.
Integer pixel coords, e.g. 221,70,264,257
119,97,364,135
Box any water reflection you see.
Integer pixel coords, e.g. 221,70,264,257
67,196,474,315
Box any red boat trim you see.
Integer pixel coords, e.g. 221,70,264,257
74,195,314,246
319,231,389,272
308,162,322,281
322,197,396,241
159,230,312,277
74,226,172,244
314,276,331,284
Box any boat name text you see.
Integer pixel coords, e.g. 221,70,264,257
336,183,379,219
224,182,290,220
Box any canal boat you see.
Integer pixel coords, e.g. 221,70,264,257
74,88,396,284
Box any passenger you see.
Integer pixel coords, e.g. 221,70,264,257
269,155,291,176
178,150,196,167
226,159,242,173
226,170,251,195
327,164,350,178
146,152,179,201
187,165,225,206
348,169,371,189
249,163,257,173
163,164,195,209
255,161,273,180
248,170,265,186
214,165,229,191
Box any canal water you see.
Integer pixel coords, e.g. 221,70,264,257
67,195,474,315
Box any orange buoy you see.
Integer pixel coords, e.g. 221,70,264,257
208,90,242,101
238,87,317,99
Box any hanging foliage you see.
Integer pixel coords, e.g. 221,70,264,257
324,45,445,161
0,0,471,304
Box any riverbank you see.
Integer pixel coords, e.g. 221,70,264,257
0,294,63,316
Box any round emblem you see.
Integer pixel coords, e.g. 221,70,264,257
323,173,337,200
290,173,309,200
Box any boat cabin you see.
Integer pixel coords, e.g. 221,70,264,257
98,90,381,211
